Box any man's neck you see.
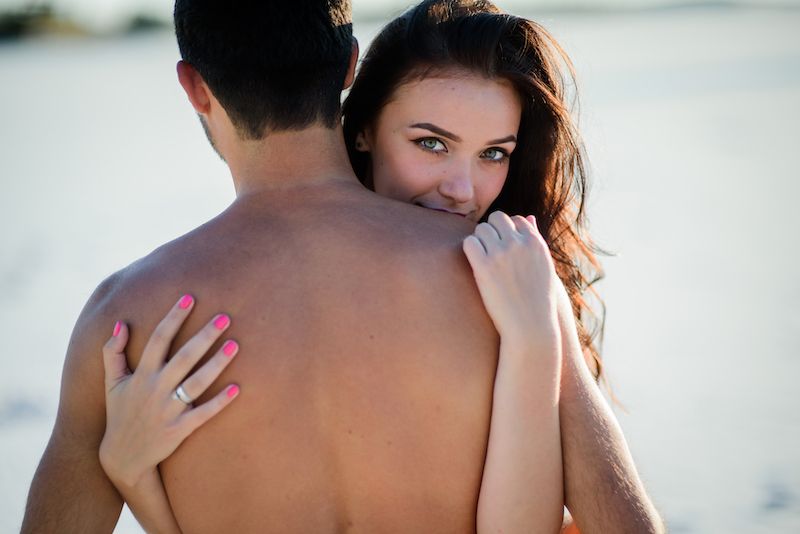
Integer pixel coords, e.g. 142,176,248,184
227,124,359,198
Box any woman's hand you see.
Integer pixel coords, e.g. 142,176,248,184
463,211,560,351
99,294,240,490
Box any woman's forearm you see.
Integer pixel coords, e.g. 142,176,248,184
112,468,183,534
477,339,564,534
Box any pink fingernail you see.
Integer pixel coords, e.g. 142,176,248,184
214,314,230,330
112,321,121,337
226,385,239,399
178,294,194,309
222,340,238,358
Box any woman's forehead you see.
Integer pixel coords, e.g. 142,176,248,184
379,72,521,134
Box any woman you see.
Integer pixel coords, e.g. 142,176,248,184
99,1,604,532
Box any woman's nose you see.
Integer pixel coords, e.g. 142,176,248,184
438,165,475,204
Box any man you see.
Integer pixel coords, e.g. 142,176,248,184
23,1,663,532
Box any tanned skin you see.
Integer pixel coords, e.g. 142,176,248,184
23,161,500,534
556,284,665,534
22,57,500,532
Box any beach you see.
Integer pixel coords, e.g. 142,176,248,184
1,5,799,532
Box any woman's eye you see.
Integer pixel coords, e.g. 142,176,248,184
417,138,446,152
482,148,508,162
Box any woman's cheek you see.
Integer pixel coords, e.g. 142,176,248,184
370,137,405,195
389,151,433,197
482,169,508,206
373,149,421,200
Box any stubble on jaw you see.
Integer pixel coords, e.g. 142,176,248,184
199,114,226,162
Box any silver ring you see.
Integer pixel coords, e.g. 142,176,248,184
172,384,193,405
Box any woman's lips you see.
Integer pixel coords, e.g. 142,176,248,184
418,204,468,217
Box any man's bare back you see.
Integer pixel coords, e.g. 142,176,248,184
96,181,498,532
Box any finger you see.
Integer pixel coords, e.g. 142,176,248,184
167,340,239,415
177,384,240,437
474,222,503,255
138,294,196,374
526,215,539,233
487,211,518,241
511,215,536,237
160,313,231,389
525,215,548,245
103,321,131,391
462,235,487,266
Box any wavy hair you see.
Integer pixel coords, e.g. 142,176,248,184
343,0,608,381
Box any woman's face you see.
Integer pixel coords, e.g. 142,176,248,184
357,71,522,222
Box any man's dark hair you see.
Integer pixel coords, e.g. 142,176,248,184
174,0,353,139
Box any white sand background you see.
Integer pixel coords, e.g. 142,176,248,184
1,4,798,533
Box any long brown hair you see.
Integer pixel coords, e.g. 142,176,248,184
343,0,608,380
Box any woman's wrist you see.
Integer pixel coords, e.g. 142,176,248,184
110,466,157,494
99,444,147,490
497,339,561,408
118,468,184,534
499,324,560,358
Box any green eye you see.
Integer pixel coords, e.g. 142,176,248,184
418,138,446,152
482,148,507,162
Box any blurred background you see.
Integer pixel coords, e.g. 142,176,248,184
1,0,798,532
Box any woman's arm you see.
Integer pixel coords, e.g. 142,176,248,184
477,339,563,533
112,469,183,534
464,212,564,534
99,295,241,534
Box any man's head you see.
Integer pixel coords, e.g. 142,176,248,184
174,0,354,140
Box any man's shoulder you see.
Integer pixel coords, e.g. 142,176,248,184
348,194,476,259
75,229,203,344
335,196,489,318
83,250,175,318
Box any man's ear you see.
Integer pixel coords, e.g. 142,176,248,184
342,38,359,90
177,60,211,114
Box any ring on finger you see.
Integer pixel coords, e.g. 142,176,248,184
172,384,193,405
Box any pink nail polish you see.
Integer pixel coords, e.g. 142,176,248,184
222,340,238,358
178,294,194,309
214,314,230,330
112,321,121,337
226,385,240,399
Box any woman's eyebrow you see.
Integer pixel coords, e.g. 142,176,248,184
486,135,517,145
411,123,516,145
410,122,462,142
